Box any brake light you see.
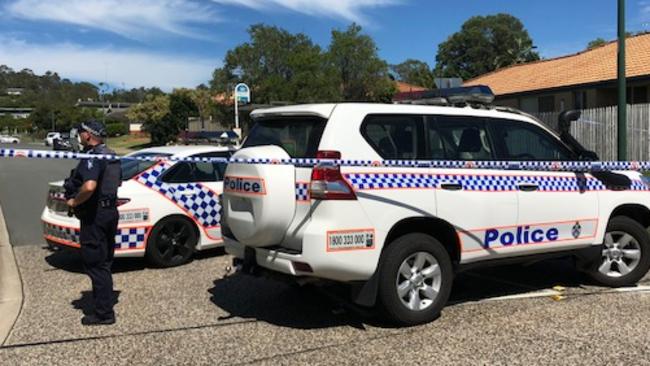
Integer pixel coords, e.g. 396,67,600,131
309,151,356,200
116,198,131,207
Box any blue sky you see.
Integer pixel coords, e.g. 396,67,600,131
0,0,649,90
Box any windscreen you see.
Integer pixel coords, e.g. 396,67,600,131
243,117,326,158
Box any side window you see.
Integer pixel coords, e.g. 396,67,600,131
162,152,231,183
435,116,494,160
162,162,194,183
361,115,422,160
425,117,445,160
490,120,574,161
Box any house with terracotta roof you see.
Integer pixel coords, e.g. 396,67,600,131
464,33,650,113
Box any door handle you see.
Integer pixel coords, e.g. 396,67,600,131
440,183,463,191
517,183,539,192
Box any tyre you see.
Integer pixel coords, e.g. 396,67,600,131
585,216,650,287
377,233,453,325
146,216,198,267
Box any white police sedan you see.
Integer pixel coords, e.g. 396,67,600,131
42,145,235,267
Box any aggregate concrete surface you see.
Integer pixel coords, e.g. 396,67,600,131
1,245,649,365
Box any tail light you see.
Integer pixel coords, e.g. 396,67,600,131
309,151,356,200
116,198,131,207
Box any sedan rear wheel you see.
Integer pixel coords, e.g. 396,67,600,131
146,216,198,267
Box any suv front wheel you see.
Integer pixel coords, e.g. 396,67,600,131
377,233,453,325
585,216,650,287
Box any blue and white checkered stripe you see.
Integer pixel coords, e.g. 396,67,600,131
116,227,148,249
44,223,80,243
295,182,310,201
345,173,439,190
136,163,221,227
44,222,149,249
345,173,650,192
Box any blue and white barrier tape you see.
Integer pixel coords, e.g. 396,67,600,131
1,148,649,172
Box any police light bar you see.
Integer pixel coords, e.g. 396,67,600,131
394,85,495,106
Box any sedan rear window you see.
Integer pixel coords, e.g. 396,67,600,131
243,117,326,158
121,152,172,180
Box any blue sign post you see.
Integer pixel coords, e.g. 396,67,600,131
234,83,250,130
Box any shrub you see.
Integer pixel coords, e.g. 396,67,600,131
106,122,128,137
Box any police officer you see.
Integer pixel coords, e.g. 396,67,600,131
66,120,121,325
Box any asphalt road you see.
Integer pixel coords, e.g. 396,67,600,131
0,142,75,246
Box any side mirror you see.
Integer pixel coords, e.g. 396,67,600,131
558,110,581,133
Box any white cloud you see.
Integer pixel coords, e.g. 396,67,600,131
5,0,219,40
212,0,402,24
0,38,218,90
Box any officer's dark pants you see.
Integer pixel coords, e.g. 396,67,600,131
79,207,118,319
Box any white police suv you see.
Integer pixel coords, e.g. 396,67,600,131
42,145,235,267
222,91,650,325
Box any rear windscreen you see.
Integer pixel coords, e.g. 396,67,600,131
121,152,172,180
243,117,326,158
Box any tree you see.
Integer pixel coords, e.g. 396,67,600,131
126,95,171,145
587,38,607,49
435,14,540,80
391,59,435,88
210,24,339,104
327,24,396,102
189,86,214,130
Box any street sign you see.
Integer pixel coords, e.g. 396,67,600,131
235,83,250,104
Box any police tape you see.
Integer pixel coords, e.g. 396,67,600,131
2,147,650,172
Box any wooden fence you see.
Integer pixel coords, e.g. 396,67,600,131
533,103,650,161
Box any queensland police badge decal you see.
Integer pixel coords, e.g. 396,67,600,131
572,222,582,239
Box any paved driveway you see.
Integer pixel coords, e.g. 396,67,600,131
1,245,649,365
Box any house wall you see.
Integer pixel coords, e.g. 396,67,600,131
495,80,650,113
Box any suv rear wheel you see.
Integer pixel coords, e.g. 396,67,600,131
585,216,650,287
377,233,453,325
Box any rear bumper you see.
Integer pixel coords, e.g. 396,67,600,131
224,200,382,282
41,208,148,258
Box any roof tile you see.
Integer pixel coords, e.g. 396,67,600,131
464,33,650,96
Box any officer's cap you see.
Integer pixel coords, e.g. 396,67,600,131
77,120,107,138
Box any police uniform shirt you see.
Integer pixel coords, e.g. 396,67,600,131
74,144,119,208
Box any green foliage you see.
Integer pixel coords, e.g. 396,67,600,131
211,24,340,104
391,59,435,88
0,65,100,132
0,115,30,133
435,14,540,80
209,23,395,104
126,89,202,145
126,94,171,145
327,24,395,102
107,87,165,103
586,38,607,50
106,122,128,137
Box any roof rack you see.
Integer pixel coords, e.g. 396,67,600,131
393,85,495,106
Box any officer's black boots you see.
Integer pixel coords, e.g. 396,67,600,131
81,313,116,326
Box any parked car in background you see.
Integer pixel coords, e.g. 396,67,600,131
52,133,72,151
44,132,61,146
42,145,237,267
0,135,20,144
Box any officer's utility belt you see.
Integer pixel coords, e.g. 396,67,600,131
99,199,117,208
